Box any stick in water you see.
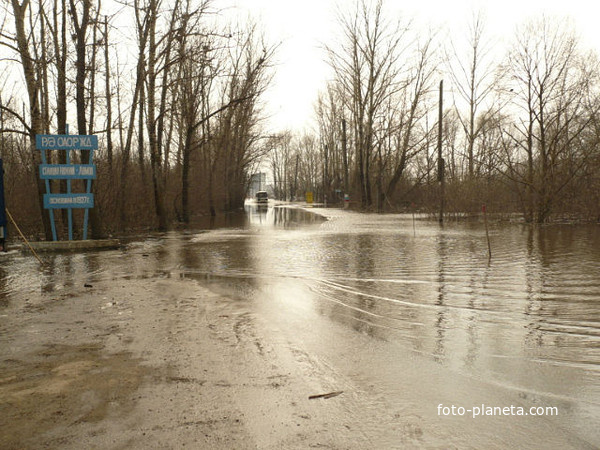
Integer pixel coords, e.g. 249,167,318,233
482,204,491,260
308,391,343,400
5,208,44,265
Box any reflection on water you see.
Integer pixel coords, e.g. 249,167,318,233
1,205,599,437
0,265,7,308
246,204,326,228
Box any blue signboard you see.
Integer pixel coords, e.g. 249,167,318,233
36,132,98,241
40,164,96,179
36,134,98,150
44,193,94,209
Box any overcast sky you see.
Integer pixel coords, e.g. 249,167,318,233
226,0,600,133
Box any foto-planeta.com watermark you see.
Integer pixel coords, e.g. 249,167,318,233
437,404,558,419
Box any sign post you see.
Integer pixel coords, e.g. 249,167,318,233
36,132,97,241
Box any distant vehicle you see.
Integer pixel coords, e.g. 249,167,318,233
255,191,268,204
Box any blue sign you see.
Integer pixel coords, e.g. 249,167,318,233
40,164,96,179
44,193,94,209
36,134,98,150
36,132,98,241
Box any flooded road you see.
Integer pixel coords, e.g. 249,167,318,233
1,204,599,448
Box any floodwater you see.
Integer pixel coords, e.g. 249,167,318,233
1,204,599,447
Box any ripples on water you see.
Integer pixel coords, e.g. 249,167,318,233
1,205,599,421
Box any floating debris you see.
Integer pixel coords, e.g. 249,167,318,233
308,391,343,400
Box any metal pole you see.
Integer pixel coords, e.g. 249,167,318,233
66,147,73,241
40,142,58,241
82,146,92,240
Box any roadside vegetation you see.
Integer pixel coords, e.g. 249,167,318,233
272,2,600,223
1,0,275,238
1,0,599,240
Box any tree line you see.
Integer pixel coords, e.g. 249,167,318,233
269,1,600,223
0,0,274,238
1,0,600,243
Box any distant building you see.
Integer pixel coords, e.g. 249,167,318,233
249,172,267,197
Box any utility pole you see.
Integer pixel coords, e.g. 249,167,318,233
323,144,329,204
438,80,445,224
104,15,113,176
341,119,349,195
293,154,299,201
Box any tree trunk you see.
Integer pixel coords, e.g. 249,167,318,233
146,0,167,231
104,16,113,176
181,129,192,223
72,0,104,238
10,0,52,240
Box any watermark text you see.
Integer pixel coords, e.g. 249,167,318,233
437,404,558,418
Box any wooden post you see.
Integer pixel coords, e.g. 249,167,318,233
323,144,328,205
412,203,416,236
293,154,299,201
483,204,491,260
438,80,444,224
341,118,349,196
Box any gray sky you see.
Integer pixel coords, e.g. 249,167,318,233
4,0,598,135
228,0,600,132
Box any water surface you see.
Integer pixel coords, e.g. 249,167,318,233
1,204,598,446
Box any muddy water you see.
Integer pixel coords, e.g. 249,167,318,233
1,205,599,446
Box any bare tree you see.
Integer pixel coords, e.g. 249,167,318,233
6,0,52,239
118,0,150,227
384,32,438,206
70,0,105,238
70,0,91,136
446,10,497,180
326,0,407,208
268,132,293,200
49,0,68,135
214,24,275,210
502,16,597,222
